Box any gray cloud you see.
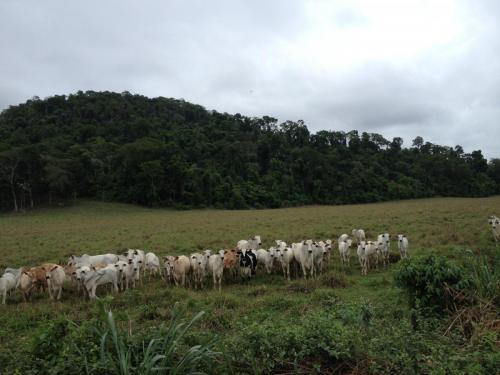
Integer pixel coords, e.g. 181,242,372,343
0,0,499,158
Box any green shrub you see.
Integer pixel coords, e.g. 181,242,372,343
394,255,471,313
225,308,363,373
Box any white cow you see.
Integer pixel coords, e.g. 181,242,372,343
364,241,379,271
74,266,92,297
145,252,161,278
3,268,20,278
313,242,327,275
202,249,212,276
338,234,349,243
356,241,368,275
323,239,333,263
397,235,409,259
207,250,225,291
488,216,499,246
352,229,366,244
167,256,191,287
125,249,145,272
377,233,391,266
275,240,287,251
255,249,273,274
16,268,34,302
190,253,205,289
114,261,128,291
293,240,315,279
45,264,66,300
83,267,119,299
68,253,118,267
237,235,262,251
0,273,16,304
163,256,176,284
338,239,353,266
277,247,295,281
123,259,140,290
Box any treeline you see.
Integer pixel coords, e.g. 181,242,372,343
0,91,499,211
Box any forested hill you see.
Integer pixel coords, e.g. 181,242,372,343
0,91,499,211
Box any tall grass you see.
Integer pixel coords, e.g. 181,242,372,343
464,252,500,303
96,303,219,374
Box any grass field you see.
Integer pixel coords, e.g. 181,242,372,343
0,197,499,374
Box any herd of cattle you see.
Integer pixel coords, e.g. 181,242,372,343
0,216,498,305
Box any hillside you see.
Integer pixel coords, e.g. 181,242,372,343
1,91,499,211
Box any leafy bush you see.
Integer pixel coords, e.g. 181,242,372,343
394,255,471,313
225,308,363,373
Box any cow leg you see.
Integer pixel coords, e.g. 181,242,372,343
302,264,307,279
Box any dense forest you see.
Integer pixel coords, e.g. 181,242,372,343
0,91,499,211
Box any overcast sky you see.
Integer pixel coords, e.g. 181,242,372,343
1,0,499,158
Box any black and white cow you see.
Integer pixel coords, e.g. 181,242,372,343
239,249,257,280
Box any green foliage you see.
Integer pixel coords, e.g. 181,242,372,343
25,306,219,375
30,317,100,375
394,255,471,312
0,91,499,211
225,308,363,373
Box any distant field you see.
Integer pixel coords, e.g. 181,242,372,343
1,196,498,266
0,197,498,373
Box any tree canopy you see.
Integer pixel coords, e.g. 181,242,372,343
0,91,498,211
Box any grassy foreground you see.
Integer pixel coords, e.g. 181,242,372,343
0,197,498,374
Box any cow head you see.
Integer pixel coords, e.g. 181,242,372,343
255,235,262,246
492,219,499,229
303,240,313,254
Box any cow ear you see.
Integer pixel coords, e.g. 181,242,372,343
175,256,179,260
224,250,227,254
134,250,138,255
231,249,235,253
91,266,96,271
50,265,58,272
